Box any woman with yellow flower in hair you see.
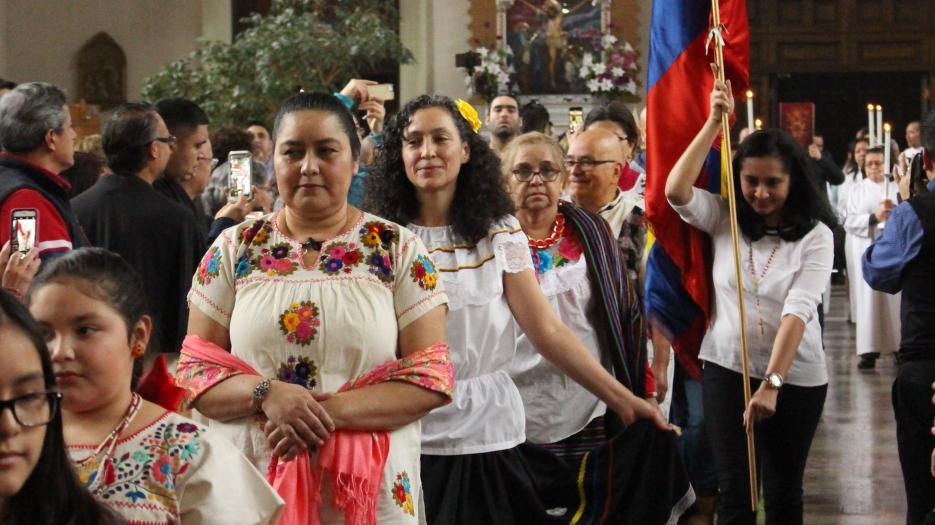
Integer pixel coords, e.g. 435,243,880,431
175,90,454,524
367,95,672,523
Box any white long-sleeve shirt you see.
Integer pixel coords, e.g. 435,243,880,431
670,187,833,386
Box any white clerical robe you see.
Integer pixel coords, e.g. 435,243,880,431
843,176,901,356
838,169,860,321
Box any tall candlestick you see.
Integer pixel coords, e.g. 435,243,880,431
754,118,762,130
883,123,892,187
876,105,883,147
881,123,892,225
867,104,876,147
746,90,755,133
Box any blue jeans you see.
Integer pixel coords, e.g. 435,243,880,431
670,362,718,497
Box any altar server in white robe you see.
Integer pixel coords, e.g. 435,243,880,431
838,137,868,323
844,146,901,369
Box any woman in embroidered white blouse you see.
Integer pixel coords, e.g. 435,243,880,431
368,95,670,524
665,75,835,524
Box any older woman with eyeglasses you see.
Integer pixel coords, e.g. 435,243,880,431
499,131,692,523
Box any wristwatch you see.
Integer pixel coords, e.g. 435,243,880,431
764,372,784,390
252,378,275,414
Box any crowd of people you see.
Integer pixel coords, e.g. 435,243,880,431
0,68,933,525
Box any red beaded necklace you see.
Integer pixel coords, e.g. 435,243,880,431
527,213,565,249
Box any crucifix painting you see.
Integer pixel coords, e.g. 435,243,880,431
507,0,602,94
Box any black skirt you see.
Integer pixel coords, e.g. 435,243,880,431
421,420,694,525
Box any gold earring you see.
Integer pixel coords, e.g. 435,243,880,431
132,344,145,359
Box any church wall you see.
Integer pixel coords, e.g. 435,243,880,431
1,0,204,101
0,3,8,78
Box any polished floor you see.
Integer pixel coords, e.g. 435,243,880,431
801,285,905,524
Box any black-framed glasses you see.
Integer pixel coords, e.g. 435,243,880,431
512,167,562,182
0,391,61,428
151,135,177,145
565,158,618,170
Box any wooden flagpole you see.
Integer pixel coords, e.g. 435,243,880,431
709,0,759,511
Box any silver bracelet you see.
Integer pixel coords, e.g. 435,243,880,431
252,378,274,414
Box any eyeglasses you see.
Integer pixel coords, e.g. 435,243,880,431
565,158,618,170
0,391,61,428
151,135,177,145
512,167,562,182
865,160,884,167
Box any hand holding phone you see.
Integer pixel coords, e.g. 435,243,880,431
366,84,395,101
228,151,253,201
10,209,37,254
568,107,584,136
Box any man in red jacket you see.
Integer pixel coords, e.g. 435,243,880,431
0,82,83,261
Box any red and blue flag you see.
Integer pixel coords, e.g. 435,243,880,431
644,0,749,378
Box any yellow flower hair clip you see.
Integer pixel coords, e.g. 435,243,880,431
455,99,482,134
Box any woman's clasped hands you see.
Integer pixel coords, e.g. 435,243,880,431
261,380,336,461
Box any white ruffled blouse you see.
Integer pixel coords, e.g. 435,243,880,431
510,224,606,444
410,216,535,455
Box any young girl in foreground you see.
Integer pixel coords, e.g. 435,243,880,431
26,248,283,525
664,77,835,524
0,289,120,525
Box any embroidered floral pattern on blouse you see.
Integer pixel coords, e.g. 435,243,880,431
391,471,415,516
360,221,398,249
318,241,364,275
256,242,299,277
409,254,438,290
242,221,271,246
278,301,321,346
277,355,319,389
530,228,583,275
75,419,203,515
196,247,222,285
235,250,254,279
367,251,394,283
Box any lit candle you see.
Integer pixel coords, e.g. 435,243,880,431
883,123,892,171
754,118,762,130
867,104,876,147
876,105,883,147
878,124,892,221
746,90,755,133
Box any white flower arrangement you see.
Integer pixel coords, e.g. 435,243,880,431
578,34,639,99
465,46,517,100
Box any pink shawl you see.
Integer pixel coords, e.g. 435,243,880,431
177,335,453,525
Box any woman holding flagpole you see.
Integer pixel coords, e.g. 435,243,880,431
664,74,835,524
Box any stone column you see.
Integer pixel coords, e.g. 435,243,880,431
495,0,513,50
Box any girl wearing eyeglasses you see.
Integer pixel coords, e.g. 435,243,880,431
0,289,120,525
25,249,283,525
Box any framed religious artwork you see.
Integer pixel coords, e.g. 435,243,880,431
468,1,641,100
506,0,604,94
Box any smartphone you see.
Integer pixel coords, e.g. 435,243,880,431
367,83,395,101
568,107,584,134
10,209,37,254
228,151,253,201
